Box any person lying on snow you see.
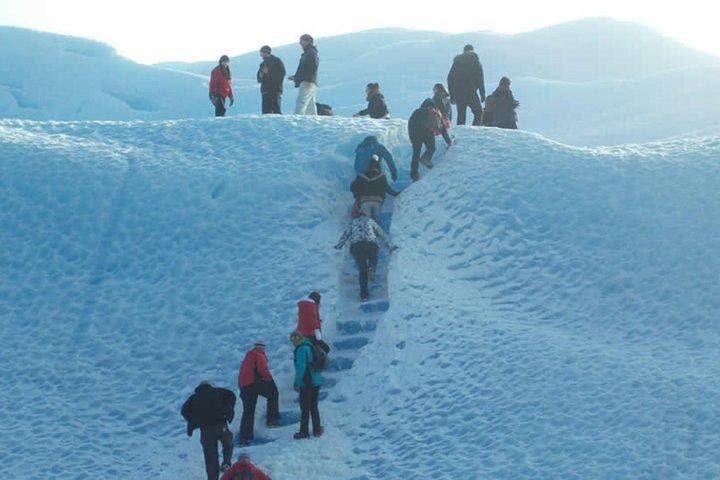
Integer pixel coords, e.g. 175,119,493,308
237,341,280,447
408,98,446,181
220,452,272,480
354,135,398,182
350,156,399,221
335,210,397,302
353,82,389,119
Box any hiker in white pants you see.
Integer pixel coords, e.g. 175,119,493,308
288,34,319,116
295,81,318,115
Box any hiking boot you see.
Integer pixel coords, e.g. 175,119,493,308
266,420,282,428
313,426,324,438
220,463,231,473
411,171,420,182
294,431,310,440
420,157,434,168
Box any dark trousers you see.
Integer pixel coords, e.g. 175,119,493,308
261,91,282,114
299,385,321,435
456,93,483,126
239,380,280,440
200,422,233,480
410,133,436,179
212,95,227,117
350,241,379,299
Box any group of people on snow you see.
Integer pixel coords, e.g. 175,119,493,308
182,293,329,479
208,38,519,133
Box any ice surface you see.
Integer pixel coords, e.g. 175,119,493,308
2,114,719,479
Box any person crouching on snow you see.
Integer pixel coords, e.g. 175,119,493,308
209,55,234,117
483,76,519,129
334,210,397,302
353,82,389,119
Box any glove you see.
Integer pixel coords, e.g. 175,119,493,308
229,97,234,107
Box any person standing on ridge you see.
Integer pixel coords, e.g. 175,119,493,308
237,341,280,446
257,46,286,114
290,331,324,439
433,83,453,146
181,381,236,480
354,82,389,119
483,76,519,129
408,98,444,182
209,55,234,117
288,34,319,115
354,135,398,182
335,210,397,302
447,44,485,126
297,291,323,342
221,453,273,480
350,156,399,221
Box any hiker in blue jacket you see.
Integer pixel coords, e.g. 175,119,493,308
291,331,324,439
354,135,398,182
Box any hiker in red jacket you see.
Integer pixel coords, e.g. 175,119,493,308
209,55,234,117
296,291,322,341
221,453,272,480
237,341,279,446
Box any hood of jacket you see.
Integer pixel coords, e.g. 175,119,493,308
421,98,435,109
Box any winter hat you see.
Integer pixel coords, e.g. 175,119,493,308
300,34,314,44
463,44,474,52
237,452,251,461
219,55,230,63
369,155,381,168
309,291,321,305
198,380,212,387
421,98,435,108
260,45,272,54
254,340,266,348
499,76,511,86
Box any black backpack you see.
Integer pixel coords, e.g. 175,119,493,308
310,340,330,371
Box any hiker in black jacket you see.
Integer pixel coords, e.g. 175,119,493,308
181,381,236,480
354,83,389,119
288,34,319,115
483,76,520,129
408,99,443,182
350,156,399,220
257,46,286,114
447,44,485,126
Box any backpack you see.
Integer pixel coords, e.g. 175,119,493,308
316,103,333,116
310,340,330,371
231,469,254,480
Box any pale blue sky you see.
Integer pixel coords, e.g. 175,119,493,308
1,0,718,64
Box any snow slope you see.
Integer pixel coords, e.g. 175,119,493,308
2,115,719,479
340,128,720,479
0,27,209,121
0,115,407,479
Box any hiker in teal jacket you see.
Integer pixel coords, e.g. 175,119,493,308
291,331,324,439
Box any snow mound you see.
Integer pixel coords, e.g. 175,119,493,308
0,27,209,121
338,128,720,479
